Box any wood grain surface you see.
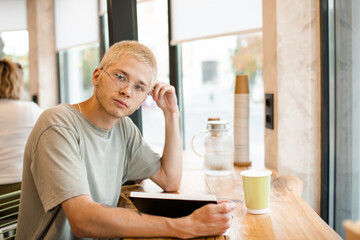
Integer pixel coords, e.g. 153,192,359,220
120,164,341,240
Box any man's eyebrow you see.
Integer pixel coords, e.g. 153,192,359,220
113,68,148,87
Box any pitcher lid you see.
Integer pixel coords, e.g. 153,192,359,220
206,120,230,130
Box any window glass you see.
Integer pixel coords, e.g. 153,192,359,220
137,0,169,150
100,13,109,56
58,43,100,104
181,33,264,166
333,0,360,237
0,31,30,100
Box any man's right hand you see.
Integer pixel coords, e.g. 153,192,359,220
174,200,236,239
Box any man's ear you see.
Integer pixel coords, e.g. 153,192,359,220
92,68,102,87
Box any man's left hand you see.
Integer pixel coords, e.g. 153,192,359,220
151,82,179,115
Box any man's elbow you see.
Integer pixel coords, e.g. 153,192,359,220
162,180,181,192
69,220,89,238
66,208,93,238
63,195,96,238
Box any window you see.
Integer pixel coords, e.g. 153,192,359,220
100,13,109,56
327,0,360,237
58,43,100,104
56,0,101,105
137,0,170,150
181,33,264,166
0,31,30,100
136,1,264,164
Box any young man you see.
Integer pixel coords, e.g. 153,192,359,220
16,41,235,239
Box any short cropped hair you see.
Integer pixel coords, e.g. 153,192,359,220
99,41,157,87
0,58,23,100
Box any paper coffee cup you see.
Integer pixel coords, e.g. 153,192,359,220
234,75,249,94
240,169,272,214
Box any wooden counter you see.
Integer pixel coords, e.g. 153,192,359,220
119,160,341,240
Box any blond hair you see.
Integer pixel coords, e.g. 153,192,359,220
0,58,23,100
99,41,157,87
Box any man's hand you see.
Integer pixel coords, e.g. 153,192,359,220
175,200,236,238
151,82,179,115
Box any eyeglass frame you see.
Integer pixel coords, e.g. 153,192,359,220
100,68,152,100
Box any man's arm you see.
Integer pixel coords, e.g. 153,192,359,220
150,82,182,191
62,195,235,238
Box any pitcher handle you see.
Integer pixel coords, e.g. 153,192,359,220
191,130,207,158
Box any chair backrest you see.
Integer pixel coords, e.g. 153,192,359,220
344,220,360,240
0,190,20,240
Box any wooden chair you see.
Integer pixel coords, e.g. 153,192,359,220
344,220,360,240
0,190,20,240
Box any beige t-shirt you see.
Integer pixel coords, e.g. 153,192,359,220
16,103,161,239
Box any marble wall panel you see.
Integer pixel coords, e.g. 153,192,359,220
263,0,321,213
277,0,321,213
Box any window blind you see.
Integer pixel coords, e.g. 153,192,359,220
55,0,99,51
170,0,262,45
0,0,27,32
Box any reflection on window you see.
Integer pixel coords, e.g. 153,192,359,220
182,33,264,166
202,61,218,84
0,31,30,100
137,0,169,150
58,43,100,104
333,0,360,236
100,13,109,56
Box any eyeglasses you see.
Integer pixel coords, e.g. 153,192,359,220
100,68,151,100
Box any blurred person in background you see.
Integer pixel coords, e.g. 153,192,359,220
0,58,42,217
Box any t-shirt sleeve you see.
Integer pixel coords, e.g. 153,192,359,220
31,126,90,212
122,118,161,183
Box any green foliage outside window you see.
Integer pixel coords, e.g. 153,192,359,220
231,35,262,91
80,46,100,90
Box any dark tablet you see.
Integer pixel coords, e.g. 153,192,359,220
129,192,217,218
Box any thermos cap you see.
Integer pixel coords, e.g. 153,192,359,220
207,117,220,121
207,120,230,130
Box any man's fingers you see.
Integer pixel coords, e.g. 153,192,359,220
157,85,172,100
214,202,236,213
217,200,234,204
218,212,233,221
189,203,235,237
151,82,165,100
151,83,160,100
152,83,175,101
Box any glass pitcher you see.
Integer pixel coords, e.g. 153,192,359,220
191,120,233,176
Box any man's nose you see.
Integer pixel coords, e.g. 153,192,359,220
120,84,132,97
